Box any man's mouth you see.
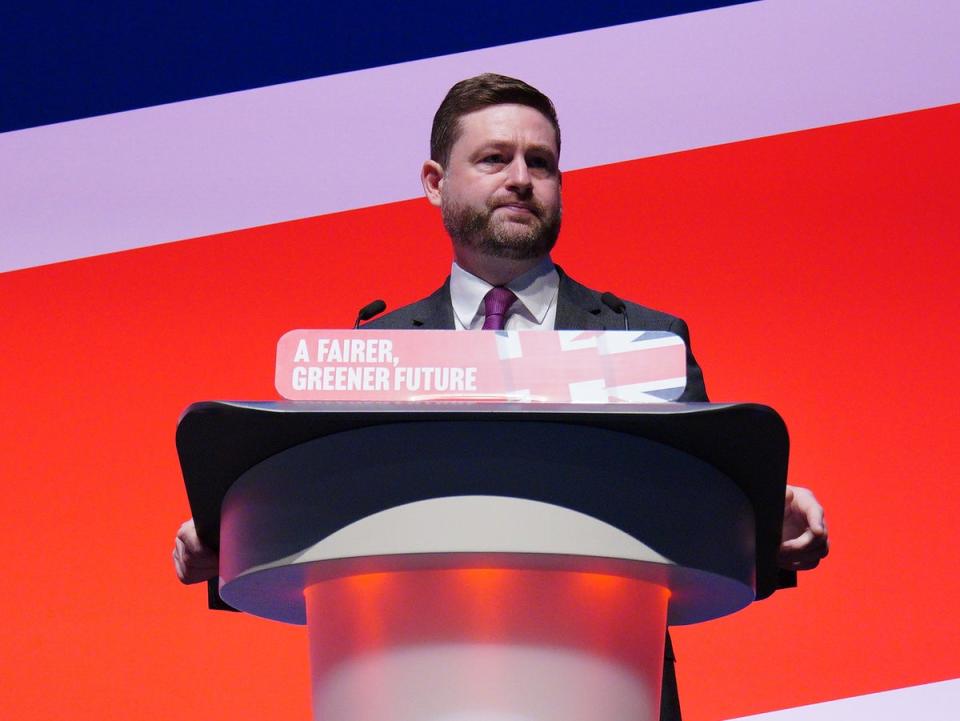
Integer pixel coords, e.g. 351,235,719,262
493,202,539,217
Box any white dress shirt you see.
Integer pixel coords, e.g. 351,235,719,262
450,258,560,331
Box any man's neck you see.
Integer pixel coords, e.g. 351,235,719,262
453,247,551,287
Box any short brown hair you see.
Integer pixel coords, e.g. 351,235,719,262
430,73,561,167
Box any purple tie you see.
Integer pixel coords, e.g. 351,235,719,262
481,287,518,330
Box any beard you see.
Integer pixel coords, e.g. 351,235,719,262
441,194,561,260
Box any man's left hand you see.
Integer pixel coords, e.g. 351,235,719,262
778,484,829,571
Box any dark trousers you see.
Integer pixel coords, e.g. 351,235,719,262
660,632,682,721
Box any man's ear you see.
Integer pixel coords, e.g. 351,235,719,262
421,160,444,207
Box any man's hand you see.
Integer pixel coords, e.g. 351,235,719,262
173,517,220,584
778,485,829,571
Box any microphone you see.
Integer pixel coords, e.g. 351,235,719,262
354,299,387,328
600,292,630,331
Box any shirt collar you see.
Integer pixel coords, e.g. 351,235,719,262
450,257,559,329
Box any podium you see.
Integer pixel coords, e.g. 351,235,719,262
178,400,789,721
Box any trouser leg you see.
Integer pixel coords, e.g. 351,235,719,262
659,631,682,721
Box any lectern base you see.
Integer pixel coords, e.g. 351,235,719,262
305,568,669,721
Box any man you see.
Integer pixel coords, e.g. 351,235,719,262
174,73,829,720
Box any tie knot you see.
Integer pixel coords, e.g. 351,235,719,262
481,286,518,330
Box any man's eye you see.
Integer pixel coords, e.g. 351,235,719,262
527,156,551,170
481,154,505,164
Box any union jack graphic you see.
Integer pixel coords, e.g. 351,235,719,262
492,330,687,403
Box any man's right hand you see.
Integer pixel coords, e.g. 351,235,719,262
173,517,219,584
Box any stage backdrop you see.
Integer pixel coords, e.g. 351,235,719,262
2,2,958,720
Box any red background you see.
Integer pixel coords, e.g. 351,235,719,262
2,103,958,720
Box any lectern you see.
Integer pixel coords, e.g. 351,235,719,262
178,400,788,721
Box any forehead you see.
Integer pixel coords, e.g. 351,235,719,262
452,104,558,157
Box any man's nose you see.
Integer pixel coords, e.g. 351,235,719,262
505,158,532,192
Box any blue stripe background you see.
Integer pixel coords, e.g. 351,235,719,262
1,1,753,133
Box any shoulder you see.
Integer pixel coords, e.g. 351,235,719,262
362,279,454,330
558,267,688,334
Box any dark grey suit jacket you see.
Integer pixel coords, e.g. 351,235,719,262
365,266,707,721
365,266,708,404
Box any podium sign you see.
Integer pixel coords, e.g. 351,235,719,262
276,329,687,403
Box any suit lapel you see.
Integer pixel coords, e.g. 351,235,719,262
554,267,605,330
409,279,456,329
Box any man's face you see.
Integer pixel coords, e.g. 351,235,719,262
437,104,561,261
